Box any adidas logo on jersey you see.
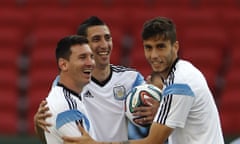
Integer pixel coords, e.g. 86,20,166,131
83,90,94,98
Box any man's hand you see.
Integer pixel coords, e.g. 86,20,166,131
34,100,52,133
133,97,160,125
62,124,98,144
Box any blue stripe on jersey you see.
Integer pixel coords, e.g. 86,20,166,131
56,109,90,131
132,73,145,88
163,84,195,97
52,75,60,87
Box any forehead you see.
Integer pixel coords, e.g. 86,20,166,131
70,44,92,55
86,25,110,38
143,36,170,45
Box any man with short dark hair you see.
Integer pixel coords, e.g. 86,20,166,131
62,16,224,144
43,35,95,143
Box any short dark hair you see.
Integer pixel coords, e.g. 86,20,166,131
142,17,177,44
77,16,106,36
56,35,88,62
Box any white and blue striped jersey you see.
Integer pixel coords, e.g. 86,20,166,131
81,65,146,141
154,59,224,144
45,83,95,144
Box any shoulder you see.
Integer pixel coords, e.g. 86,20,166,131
174,60,205,82
111,64,144,80
46,86,70,111
169,60,208,94
111,64,137,73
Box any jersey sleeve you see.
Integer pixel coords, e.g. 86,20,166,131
132,72,146,88
45,109,84,143
154,83,195,128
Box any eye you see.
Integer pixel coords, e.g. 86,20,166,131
92,36,100,42
105,34,112,41
90,54,94,60
144,45,152,51
157,43,166,49
79,55,86,59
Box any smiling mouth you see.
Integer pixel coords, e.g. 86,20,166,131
83,69,92,75
98,51,109,56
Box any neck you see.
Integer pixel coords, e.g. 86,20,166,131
92,64,111,82
59,74,82,94
162,57,179,80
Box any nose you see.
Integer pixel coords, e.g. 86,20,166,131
86,56,95,67
150,48,158,59
99,39,108,48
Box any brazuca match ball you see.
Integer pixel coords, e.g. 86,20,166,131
125,84,162,127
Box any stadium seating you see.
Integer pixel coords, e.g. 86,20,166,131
219,41,240,134
0,27,26,53
30,6,79,31
0,88,19,134
0,67,19,134
26,67,56,133
0,0,239,138
220,86,240,135
0,7,31,32
219,110,240,135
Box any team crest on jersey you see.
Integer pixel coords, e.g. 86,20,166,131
113,86,126,100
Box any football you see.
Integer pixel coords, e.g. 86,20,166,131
125,84,162,127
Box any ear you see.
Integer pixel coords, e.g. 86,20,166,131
173,41,179,53
58,58,68,71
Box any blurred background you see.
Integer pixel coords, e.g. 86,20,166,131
0,0,239,143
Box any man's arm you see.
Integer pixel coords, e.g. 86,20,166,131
62,122,173,144
34,100,52,143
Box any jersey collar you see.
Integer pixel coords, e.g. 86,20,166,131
57,82,81,100
91,65,113,87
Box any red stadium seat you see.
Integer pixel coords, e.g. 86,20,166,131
222,0,240,8
75,7,128,29
27,67,57,134
190,0,226,8
64,0,108,7
129,46,152,78
0,68,19,134
219,79,240,135
0,27,26,53
0,7,31,28
219,110,240,135
152,0,193,8
220,69,240,106
0,90,19,134
22,0,67,7
221,9,240,45
27,26,65,134
26,84,53,134
0,0,24,7
180,26,226,62
178,8,221,27
31,7,79,31
108,25,127,65
28,26,72,53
